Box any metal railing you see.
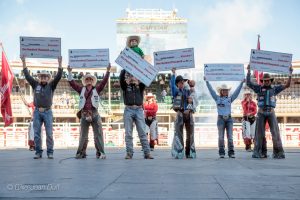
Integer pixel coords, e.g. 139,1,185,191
0,122,299,148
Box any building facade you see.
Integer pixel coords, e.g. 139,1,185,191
116,8,188,63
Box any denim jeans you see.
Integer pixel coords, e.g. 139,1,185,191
33,108,54,156
253,111,284,158
76,110,105,157
217,116,234,155
171,112,196,159
123,107,150,156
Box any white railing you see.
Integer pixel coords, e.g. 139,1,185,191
0,122,299,148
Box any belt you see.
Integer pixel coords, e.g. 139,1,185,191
218,115,231,119
258,107,274,113
37,107,50,112
126,105,143,109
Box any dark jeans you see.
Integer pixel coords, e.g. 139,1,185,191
253,111,284,158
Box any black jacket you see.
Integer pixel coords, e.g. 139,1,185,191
119,70,145,106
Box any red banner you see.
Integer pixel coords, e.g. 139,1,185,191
1,51,14,126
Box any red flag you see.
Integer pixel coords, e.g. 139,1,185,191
1,49,14,126
254,35,263,84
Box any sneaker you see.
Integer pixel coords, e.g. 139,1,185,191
125,153,133,159
47,154,54,159
229,154,235,158
219,155,225,158
29,147,35,151
34,154,42,159
150,148,154,151
144,154,154,159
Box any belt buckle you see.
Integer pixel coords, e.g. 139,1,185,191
263,107,272,112
223,115,229,120
38,108,45,112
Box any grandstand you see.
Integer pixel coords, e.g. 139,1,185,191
2,60,300,123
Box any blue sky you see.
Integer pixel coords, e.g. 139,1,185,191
0,0,300,66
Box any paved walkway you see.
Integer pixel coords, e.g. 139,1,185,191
1,148,300,200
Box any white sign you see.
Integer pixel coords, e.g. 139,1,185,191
154,48,195,71
115,47,159,87
20,36,61,58
250,49,292,74
204,64,245,81
69,49,109,68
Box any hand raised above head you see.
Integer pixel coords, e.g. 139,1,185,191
20,55,26,63
247,64,250,71
171,68,176,74
67,65,72,72
289,65,293,75
58,56,62,68
107,63,111,72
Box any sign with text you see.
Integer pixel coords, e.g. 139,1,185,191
154,48,195,71
250,49,292,74
69,49,109,68
204,63,245,81
115,47,159,87
20,36,61,58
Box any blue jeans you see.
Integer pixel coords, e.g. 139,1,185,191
171,112,196,159
33,108,54,156
123,107,150,155
217,116,234,155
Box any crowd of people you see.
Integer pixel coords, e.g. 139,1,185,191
19,35,294,160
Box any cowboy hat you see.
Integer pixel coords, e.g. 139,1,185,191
126,35,141,47
260,73,274,83
217,84,231,93
37,70,51,79
82,74,97,86
145,92,155,99
175,75,188,85
243,90,252,95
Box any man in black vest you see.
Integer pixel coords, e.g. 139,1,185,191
119,70,154,159
246,64,293,159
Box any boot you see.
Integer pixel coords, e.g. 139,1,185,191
125,153,133,159
144,154,154,159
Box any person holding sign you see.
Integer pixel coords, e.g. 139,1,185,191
21,55,63,159
205,77,244,158
246,64,293,159
171,68,196,159
119,69,154,159
241,90,257,152
67,64,111,159
143,93,159,151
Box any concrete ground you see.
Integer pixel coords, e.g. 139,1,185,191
0,148,300,200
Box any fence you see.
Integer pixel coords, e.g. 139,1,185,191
0,123,299,148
